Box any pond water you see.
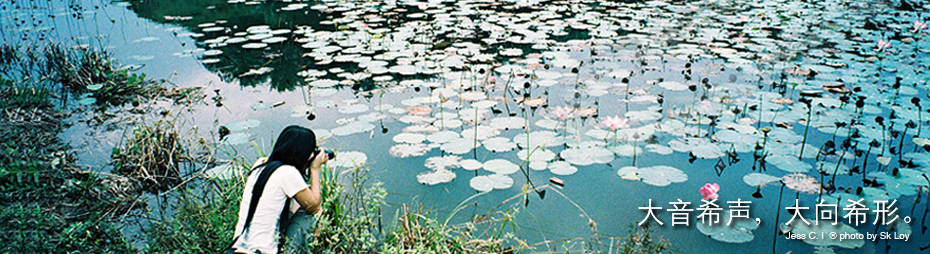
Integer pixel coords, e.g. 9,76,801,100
4,0,930,252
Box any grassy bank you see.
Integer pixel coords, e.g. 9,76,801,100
1,43,672,253
141,159,672,253
0,43,158,252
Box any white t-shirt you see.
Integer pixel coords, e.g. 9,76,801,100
232,158,308,254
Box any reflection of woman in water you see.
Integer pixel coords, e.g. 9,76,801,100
231,125,327,254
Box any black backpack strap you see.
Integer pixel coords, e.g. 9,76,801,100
243,161,284,233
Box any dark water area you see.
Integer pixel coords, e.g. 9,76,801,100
3,0,930,252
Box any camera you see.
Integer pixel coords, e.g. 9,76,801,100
315,147,336,160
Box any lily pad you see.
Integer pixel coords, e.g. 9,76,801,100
696,213,759,243
389,143,430,158
440,138,478,154
459,159,483,170
743,173,781,187
393,133,426,144
329,151,367,168
548,161,578,176
483,159,519,175
417,170,455,185
426,131,461,143
225,119,260,131
767,155,812,173
560,147,614,166
617,166,688,187
470,174,514,191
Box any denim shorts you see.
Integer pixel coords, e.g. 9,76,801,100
283,211,317,254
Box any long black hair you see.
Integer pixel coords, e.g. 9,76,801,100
252,125,318,177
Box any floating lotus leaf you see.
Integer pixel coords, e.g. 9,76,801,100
309,79,338,88
470,174,514,192
426,131,461,143
329,151,367,168
417,170,455,185
658,81,688,91
614,126,656,142
424,156,461,171
225,119,260,131
459,159,483,171
489,116,527,130
223,133,250,145
609,144,642,157
644,144,673,155
782,222,864,249
617,166,687,187
691,143,725,159
241,42,267,49
487,174,514,189
469,175,494,192
535,119,563,130
460,126,500,140
483,159,519,175
743,173,781,187
86,84,104,91
249,101,273,111
331,121,375,136
767,155,812,173
548,161,578,176
474,100,497,110
696,212,759,243
560,147,614,166
440,138,479,154
565,139,607,149
433,119,463,129
657,120,686,133
513,131,566,148
338,104,370,114
869,168,928,197
529,160,548,171
625,110,662,122
404,124,440,133
483,137,516,152
389,143,430,158
393,133,426,144
458,108,490,122
459,91,487,101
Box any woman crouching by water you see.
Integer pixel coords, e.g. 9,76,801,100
227,125,329,254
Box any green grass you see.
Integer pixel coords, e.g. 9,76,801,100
143,172,244,253
0,167,134,253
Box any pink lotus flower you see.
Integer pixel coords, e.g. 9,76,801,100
601,115,630,131
915,20,927,33
877,39,891,52
699,183,720,200
550,106,575,121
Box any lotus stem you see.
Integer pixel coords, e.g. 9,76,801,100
899,124,909,162
862,145,872,186
772,183,785,254
798,102,813,160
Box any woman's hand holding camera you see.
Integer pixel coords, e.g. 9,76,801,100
308,150,329,172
